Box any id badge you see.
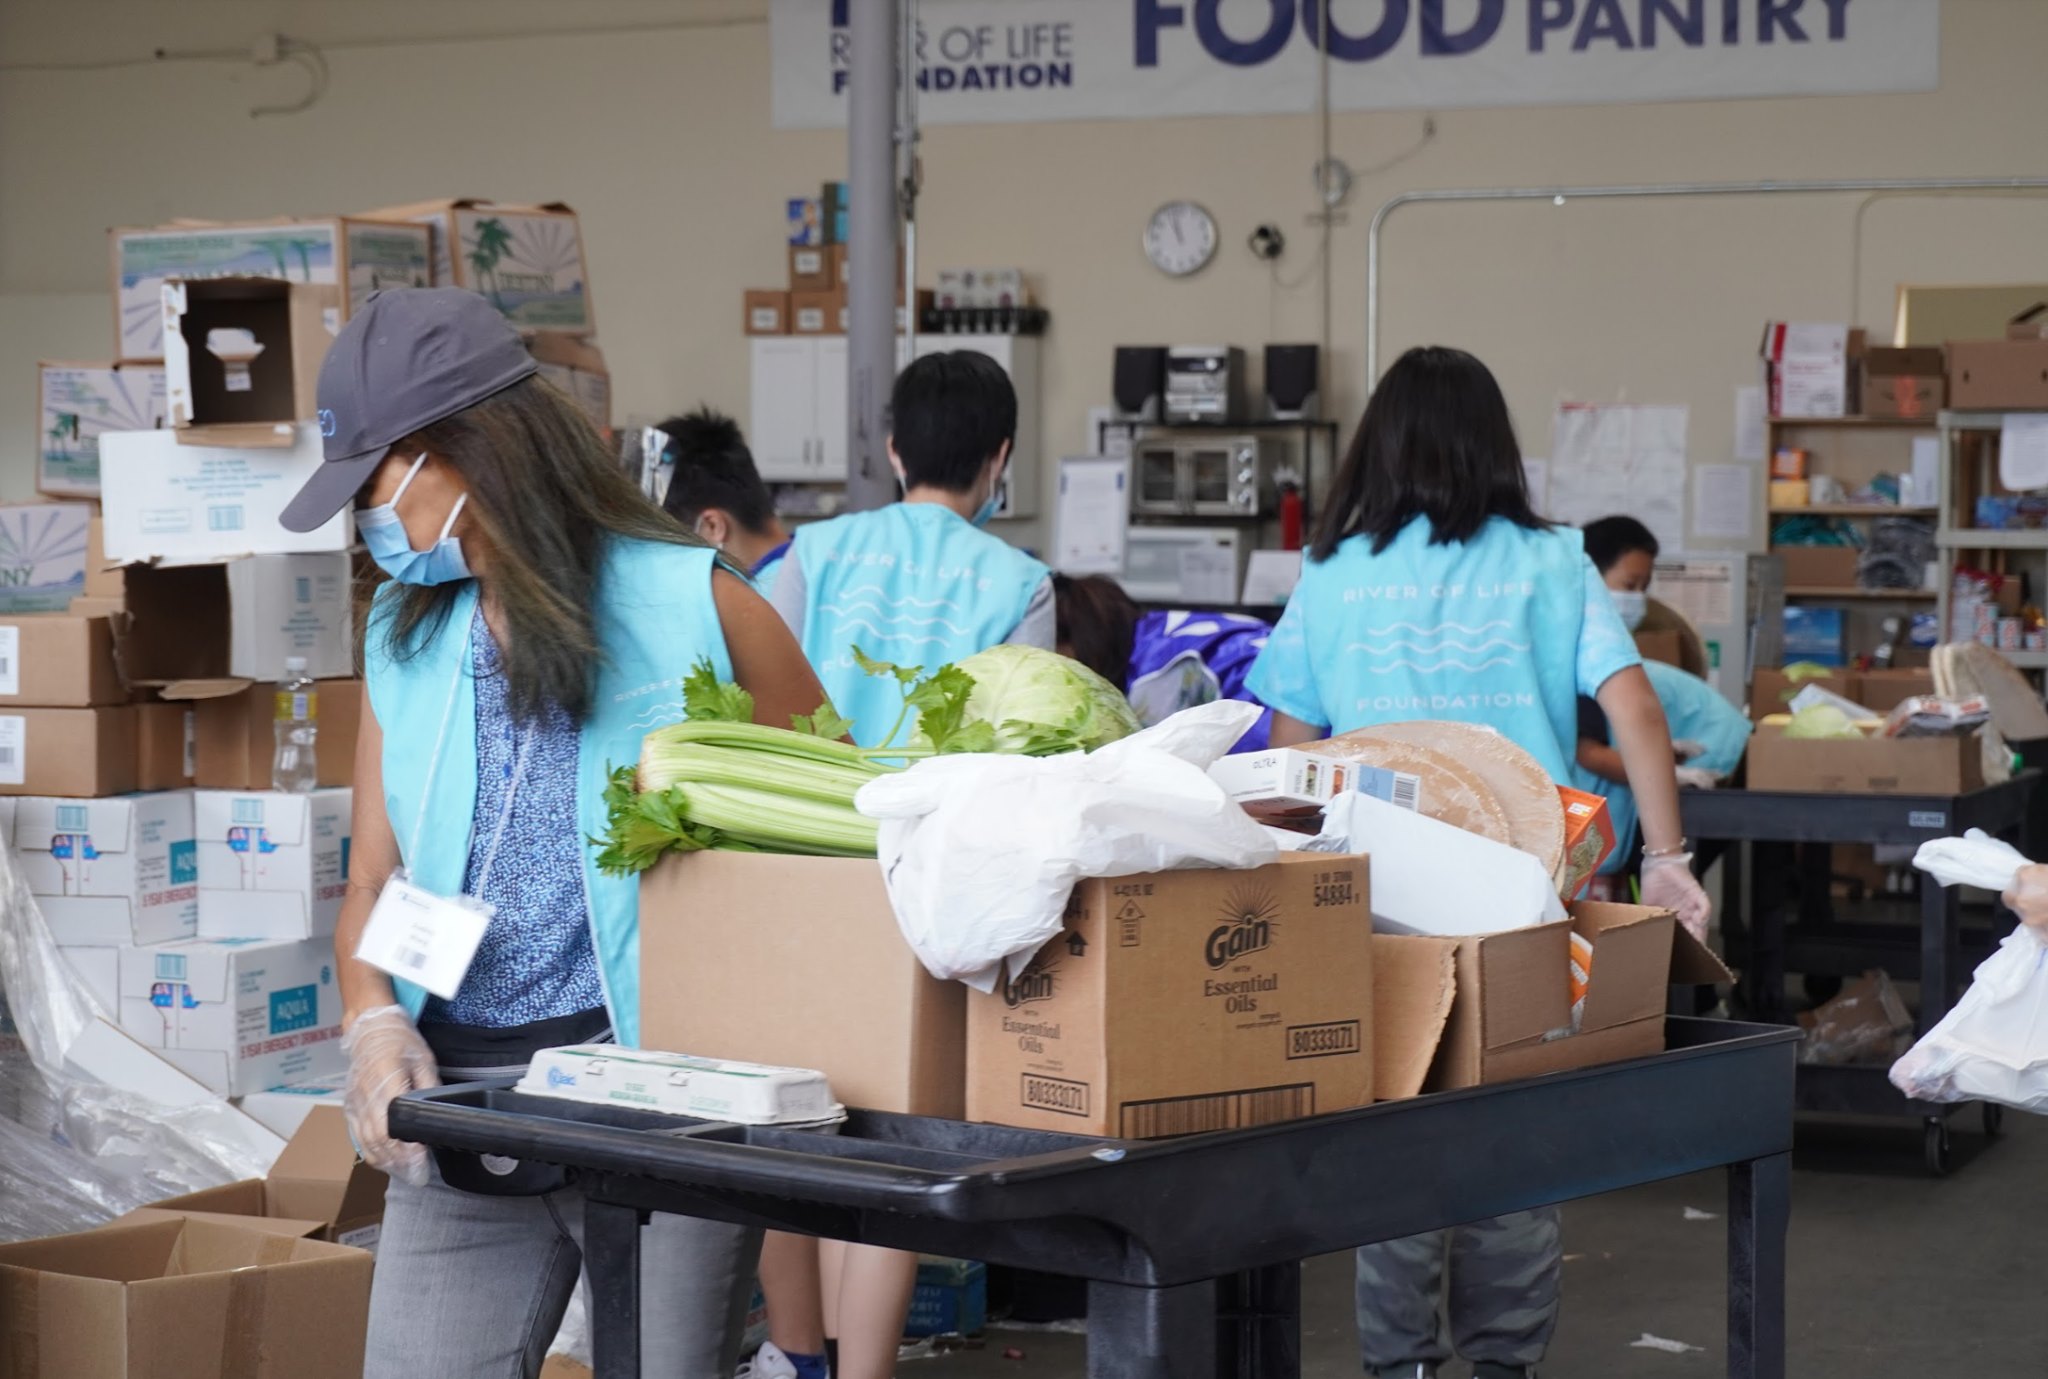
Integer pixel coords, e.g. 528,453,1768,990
356,868,495,1000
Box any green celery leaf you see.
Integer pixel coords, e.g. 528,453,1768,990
682,658,755,724
791,701,855,741
853,645,923,686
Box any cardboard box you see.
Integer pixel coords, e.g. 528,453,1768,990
0,707,139,797
37,361,168,498
163,278,338,448
832,246,907,291
0,614,122,706
1745,724,1986,796
194,788,351,940
1371,935,1458,1101
63,945,121,1013
790,288,842,335
1427,903,1727,1091
2007,303,2048,340
98,425,353,563
834,289,936,335
1857,668,1937,714
0,1217,372,1379
789,245,834,293
1769,448,1808,481
527,334,611,432
140,1105,385,1249
136,702,196,791
744,289,792,336
1760,321,1852,418
186,678,360,791
641,852,965,1116
111,217,431,360
1776,546,1861,589
1633,629,1683,667
1750,667,1854,720
788,197,822,246
60,1017,288,1164
0,502,94,614
1862,346,1945,420
236,1075,347,1139
117,935,345,1095
1948,339,2048,411
966,854,1376,1138
119,553,355,684
905,1258,987,1338
1768,478,1811,508
359,199,594,333
14,793,198,948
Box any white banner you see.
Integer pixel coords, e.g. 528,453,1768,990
771,0,1940,128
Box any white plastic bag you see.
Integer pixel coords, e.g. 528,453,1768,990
855,702,1278,991
1892,830,2048,1111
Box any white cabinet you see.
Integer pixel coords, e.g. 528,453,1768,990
749,333,1039,512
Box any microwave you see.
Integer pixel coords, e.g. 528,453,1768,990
1131,433,1278,518
1122,527,1248,604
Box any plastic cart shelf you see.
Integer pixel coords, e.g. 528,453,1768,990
391,1016,1797,1379
1683,775,2035,1172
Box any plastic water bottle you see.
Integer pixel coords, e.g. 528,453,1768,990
271,657,318,793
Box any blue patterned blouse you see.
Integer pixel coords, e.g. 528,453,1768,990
422,607,606,1028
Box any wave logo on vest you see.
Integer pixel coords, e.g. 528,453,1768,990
1205,884,1280,970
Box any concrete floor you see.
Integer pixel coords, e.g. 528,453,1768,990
917,1109,2048,1377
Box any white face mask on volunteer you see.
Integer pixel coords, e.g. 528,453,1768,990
1611,588,1648,631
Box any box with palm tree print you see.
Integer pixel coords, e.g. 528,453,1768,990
108,218,432,363
359,198,594,336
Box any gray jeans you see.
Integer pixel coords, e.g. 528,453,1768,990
365,1167,761,1379
1355,1208,1562,1371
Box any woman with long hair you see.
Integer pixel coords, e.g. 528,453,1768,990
281,288,826,1379
1247,346,1710,1379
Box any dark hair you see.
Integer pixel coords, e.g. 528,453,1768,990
1052,574,1141,687
890,350,1017,492
378,374,709,723
1311,346,1546,560
1581,514,1659,573
657,407,775,533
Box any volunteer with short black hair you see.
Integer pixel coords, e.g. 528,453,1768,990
284,287,827,1379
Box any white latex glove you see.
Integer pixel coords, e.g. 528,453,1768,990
1672,740,1707,763
1641,854,1712,943
1675,765,1722,790
342,1005,440,1187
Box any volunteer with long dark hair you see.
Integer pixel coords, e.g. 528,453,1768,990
1247,346,1710,1379
281,288,827,1379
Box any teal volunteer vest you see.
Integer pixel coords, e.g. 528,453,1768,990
365,539,729,1047
792,504,1047,749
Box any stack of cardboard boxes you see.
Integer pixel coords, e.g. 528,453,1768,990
746,181,930,339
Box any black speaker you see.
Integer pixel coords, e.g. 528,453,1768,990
1264,343,1320,420
1112,345,1167,421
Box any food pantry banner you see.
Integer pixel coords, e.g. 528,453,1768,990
769,0,1939,128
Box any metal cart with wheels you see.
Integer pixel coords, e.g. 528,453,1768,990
390,1017,1798,1379
1684,776,2033,1175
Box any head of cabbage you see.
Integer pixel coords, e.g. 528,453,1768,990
923,645,1141,755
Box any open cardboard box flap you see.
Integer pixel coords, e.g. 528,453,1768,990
110,1207,328,1240
144,1105,384,1238
1373,935,1457,1101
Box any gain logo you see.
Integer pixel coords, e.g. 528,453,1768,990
1204,884,1280,969
1001,961,1058,1008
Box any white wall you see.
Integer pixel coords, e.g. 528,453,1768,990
5,0,2048,556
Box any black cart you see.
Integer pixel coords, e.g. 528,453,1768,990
391,1017,1797,1379
1683,776,2033,1173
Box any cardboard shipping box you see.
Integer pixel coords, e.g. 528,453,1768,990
1856,668,1937,714
188,678,360,791
111,216,431,361
117,935,345,1096
527,334,611,432
139,1105,386,1249
359,198,594,333
99,425,353,563
835,289,936,335
744,289,792,336
1861,346,1945,420
1632,629,1683,668
13,793,198,948
641,852,965,1117
37,361,168,499
791,288,843,335
0,1217,372,1379
136,702,196,791
1745,723,1986,796
163,278,339,448
789,244,834,292
1749,667,1854,721
1775,546,1861,590
120,553,355,684
966,854,1376,1138
0,706,139,797
0,614,123,706
194,788,352,940
0,502,94,614
1947,339,2048,411
1427,903,1729,1091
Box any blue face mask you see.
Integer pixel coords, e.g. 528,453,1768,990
358,453,473,586
971,465,1006,529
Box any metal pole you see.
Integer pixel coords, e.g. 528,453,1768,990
1366,176,2048,386
845,0,900,512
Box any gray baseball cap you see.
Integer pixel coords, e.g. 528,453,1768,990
279,287,537,532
